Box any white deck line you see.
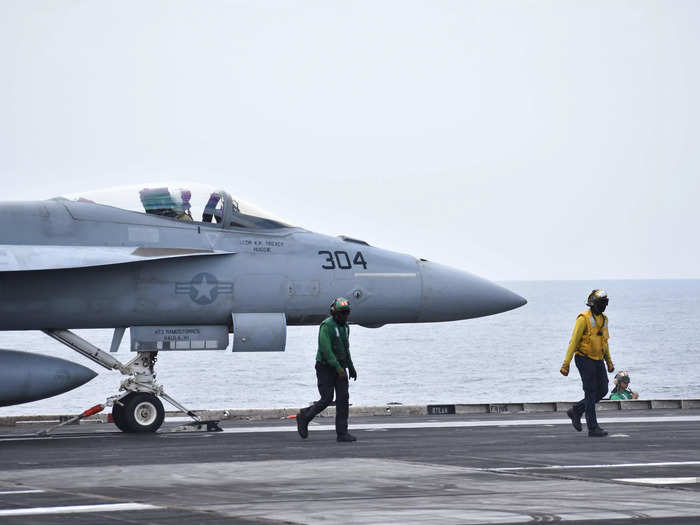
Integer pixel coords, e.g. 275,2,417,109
489,461,700,471
0,489,45,495
0,502,160,516
613,477,700,485
219,414,700,434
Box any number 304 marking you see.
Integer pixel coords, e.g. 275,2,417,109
318,250,367,270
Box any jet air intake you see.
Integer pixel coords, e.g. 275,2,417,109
231,313,287,352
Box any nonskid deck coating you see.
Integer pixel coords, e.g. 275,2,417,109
0,409,698,524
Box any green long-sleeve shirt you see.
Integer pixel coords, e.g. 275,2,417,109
316,317,354,372
610,389,634,400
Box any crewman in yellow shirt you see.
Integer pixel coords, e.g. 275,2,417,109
560,289,615,437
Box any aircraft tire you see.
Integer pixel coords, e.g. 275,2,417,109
111,395,131,432
121,393,165,433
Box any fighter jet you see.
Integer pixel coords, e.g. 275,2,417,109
0,182,526,432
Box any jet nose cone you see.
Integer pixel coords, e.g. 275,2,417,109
418,262,526,322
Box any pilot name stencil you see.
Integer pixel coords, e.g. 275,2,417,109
175,273,233,305
240,239,284,254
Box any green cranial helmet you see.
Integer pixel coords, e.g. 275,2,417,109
330,297,351,314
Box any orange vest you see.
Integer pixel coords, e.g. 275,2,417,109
575,310,609,360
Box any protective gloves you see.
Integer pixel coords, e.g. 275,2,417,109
607,361,615,373
560,363,569,376
349,367,357,381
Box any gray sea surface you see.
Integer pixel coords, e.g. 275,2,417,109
1,280,698,416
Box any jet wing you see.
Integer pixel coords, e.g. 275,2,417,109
0,244,235,272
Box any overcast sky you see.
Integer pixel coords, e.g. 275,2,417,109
1,1,698,281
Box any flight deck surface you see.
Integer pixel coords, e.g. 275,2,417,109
0,408,698,524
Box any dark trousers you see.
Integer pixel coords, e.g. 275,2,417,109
300,362,349,436
572,354,608,430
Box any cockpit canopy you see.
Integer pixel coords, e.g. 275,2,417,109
59,182,291,229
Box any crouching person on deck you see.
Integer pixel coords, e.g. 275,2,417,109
297,297,358,442
560,289,614,437
610,370,639,400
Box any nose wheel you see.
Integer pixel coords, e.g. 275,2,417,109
112,393,165,433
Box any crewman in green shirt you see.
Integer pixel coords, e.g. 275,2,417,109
560,289,615,437
610,371,639,400
296,297,358,442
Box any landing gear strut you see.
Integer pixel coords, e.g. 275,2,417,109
43,329,215,434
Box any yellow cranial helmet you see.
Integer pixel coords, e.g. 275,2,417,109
586,289,609,308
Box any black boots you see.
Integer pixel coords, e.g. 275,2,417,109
566,408,582,432
296,412,309,439
297,412,357,442
566,407,607,436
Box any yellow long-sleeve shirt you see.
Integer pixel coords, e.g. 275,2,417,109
563,314,613,366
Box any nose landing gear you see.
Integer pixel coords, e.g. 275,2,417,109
42,329,219,434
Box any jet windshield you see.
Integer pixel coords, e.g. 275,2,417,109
59,182,292,229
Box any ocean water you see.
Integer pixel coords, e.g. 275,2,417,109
1,280,699,416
